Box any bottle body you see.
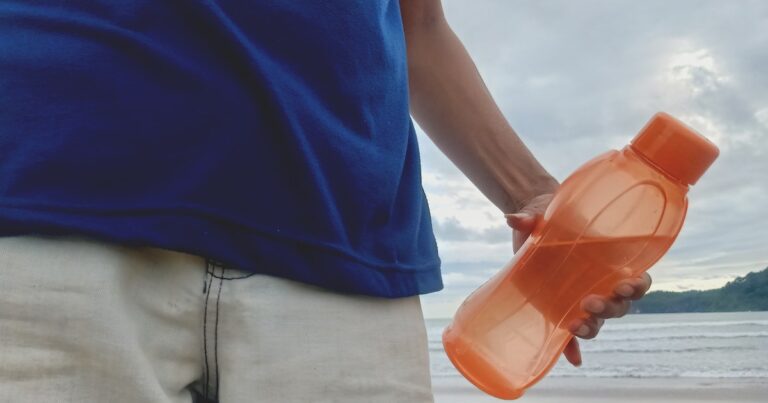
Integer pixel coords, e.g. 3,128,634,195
442,146,689,399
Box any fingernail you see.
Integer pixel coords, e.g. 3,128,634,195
576,325,589,337
616,284,634,298
504,213,530,219
586,299,604,314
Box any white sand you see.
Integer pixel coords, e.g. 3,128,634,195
432,376,768,403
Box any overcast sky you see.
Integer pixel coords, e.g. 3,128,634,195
419,0,768,318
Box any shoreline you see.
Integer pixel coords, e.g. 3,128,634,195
432,376,768,402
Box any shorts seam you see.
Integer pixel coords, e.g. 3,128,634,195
201,259,223,402
206,259,257,280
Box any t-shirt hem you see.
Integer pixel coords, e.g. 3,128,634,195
0,204,443,298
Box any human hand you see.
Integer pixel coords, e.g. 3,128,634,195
505,194,653,367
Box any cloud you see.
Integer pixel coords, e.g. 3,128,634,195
441,272,490,288
431,216,511,244
431,217,471,241
418,0,768,317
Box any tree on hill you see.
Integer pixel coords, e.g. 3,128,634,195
630,267,768,313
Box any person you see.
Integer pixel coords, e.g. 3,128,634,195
0,1,651,402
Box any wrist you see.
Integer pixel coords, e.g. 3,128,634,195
505,174,560,213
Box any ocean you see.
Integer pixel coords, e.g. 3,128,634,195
426,311,768,380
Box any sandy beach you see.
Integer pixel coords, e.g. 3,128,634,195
433,376,768,402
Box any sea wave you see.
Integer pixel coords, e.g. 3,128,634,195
430,369,768,379
581,345,757,354
426,321,768,339
596,331,768,341
427,331,768,349
600,320,768,332
427,312,768,381
551,370,768,379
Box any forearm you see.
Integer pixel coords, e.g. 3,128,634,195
401,2,558,213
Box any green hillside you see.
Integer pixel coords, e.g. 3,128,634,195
630,267,768,313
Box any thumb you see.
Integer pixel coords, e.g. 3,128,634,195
563,337,582,367
505,213,537,253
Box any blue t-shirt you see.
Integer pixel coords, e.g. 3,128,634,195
0,0,442,297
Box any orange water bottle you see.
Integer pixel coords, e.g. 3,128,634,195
442,113,719,399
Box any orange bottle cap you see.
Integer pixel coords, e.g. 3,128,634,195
630,112,720,186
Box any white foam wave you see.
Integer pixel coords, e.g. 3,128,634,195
582,345,757,354
601,320,768,332
431,369,768,379
428,331,768,345
597,331,768,341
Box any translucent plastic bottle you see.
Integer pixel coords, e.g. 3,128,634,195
442,113,719,399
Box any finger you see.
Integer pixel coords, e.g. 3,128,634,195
513,229,528,253
563,337,582,367
506,213,537,253
505,213,536,231
582,295,631,319
614,272,653,300
570,316,604,340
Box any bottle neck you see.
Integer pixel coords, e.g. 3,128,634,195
626,145,690,190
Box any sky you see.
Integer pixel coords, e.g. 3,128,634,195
419,0,768,318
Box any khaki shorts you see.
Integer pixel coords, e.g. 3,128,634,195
0,235,433,403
